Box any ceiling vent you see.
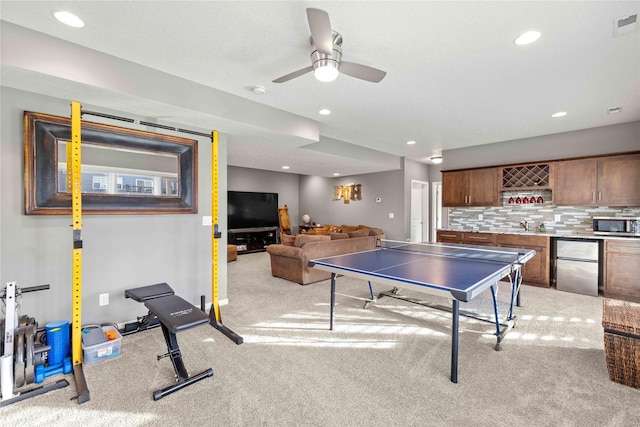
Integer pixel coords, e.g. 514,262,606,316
613,14,637,37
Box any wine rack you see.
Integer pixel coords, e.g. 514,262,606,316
501,164,550,189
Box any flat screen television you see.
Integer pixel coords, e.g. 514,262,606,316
227,191,279,230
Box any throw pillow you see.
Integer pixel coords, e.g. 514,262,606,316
294,234,331,247
329,233,349,240
348,228,370,238
281,234,295,246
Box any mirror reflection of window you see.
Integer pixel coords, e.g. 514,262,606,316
57,141,179,196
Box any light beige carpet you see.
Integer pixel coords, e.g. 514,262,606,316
1,251,639,426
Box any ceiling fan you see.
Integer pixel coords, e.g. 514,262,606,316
272,8,387,84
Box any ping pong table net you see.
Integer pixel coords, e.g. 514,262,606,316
377,239,527,265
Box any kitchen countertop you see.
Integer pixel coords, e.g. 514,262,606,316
436,229,639,242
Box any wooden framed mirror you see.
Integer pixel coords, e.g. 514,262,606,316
24,111,198,215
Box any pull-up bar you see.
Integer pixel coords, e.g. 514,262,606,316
80,110,212,138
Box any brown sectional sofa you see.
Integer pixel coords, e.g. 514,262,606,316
266,225,384,285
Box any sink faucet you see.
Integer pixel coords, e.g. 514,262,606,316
520,220,529,232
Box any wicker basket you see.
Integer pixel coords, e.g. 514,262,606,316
602,298,640,389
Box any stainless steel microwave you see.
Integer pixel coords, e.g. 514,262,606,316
593,216,640,236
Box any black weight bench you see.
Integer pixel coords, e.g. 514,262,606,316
121,283,175,335
124,283,213,400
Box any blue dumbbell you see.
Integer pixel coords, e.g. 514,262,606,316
35,357,72,383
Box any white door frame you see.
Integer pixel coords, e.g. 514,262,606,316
431,181,442,242
410,180,429,242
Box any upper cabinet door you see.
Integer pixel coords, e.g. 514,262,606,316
597,154,640,206
442,170,467,206
467,167,499,206
553,158,597,205
553,154,640,206
442,168,499,207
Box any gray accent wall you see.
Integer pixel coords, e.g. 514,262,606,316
1,87,226,326
299,164,421,241
227,166,300,232
442,121,640,170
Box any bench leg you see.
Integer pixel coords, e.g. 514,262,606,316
153,324,213,401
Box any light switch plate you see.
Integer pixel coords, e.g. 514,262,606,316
202,216,212,226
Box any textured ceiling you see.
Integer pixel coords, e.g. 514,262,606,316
1,1,639,176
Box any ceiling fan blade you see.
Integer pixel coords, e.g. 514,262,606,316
307,8,333,55
339,61,387,83
272,66,314,83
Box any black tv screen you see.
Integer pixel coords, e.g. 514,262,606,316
227,191,279,230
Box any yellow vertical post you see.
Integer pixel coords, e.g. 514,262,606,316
209,130,243,344
70,101,83,364
70,101,90,403
211,130,221,322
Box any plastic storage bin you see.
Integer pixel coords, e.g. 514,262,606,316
82,325,122,364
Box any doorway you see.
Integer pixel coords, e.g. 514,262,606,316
410,180,429,243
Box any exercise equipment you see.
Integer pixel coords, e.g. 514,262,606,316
68,101,91,404
124,283,213,400
209,130,243,345
34,357,72,384
1,282,69,407
121,284,175,336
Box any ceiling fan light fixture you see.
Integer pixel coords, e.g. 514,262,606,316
314,64,339,82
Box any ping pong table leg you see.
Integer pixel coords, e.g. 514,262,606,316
451,299,459,384
330,273,336,331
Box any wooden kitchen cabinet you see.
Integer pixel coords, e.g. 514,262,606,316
604,239,640,303
436,231,550,287
442,167,500,207
435,231,496,246
496,234,551,287
553,153,640,206
436,230,463,244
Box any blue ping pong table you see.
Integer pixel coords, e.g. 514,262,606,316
308,239,536,383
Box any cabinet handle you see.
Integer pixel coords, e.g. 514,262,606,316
440,234,458,238
592,192,596,202
598,191,602,201
468,236,488,241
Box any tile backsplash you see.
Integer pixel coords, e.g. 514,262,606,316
447,190,640,234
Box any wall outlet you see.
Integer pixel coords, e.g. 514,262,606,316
202,216,212,226
554,214,562,222
99,293,109,306
388,213,394,219
478,214,483,220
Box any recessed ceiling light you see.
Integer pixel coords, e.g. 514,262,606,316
333,173,340,176
514,30,541,46
54,11,85,28
607,107,622,114
552,111,567,118
406,140,416,145
282,166,290,170
251,86,266,95
430,156,443,164
319,109,331,115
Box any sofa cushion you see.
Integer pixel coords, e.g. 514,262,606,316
341,225,360,234
294,234,331,247
367,227,384,236
281,234,296,246
330,232,350,240
348,228,370,238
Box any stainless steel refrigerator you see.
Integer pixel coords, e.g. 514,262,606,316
555,238,599,296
